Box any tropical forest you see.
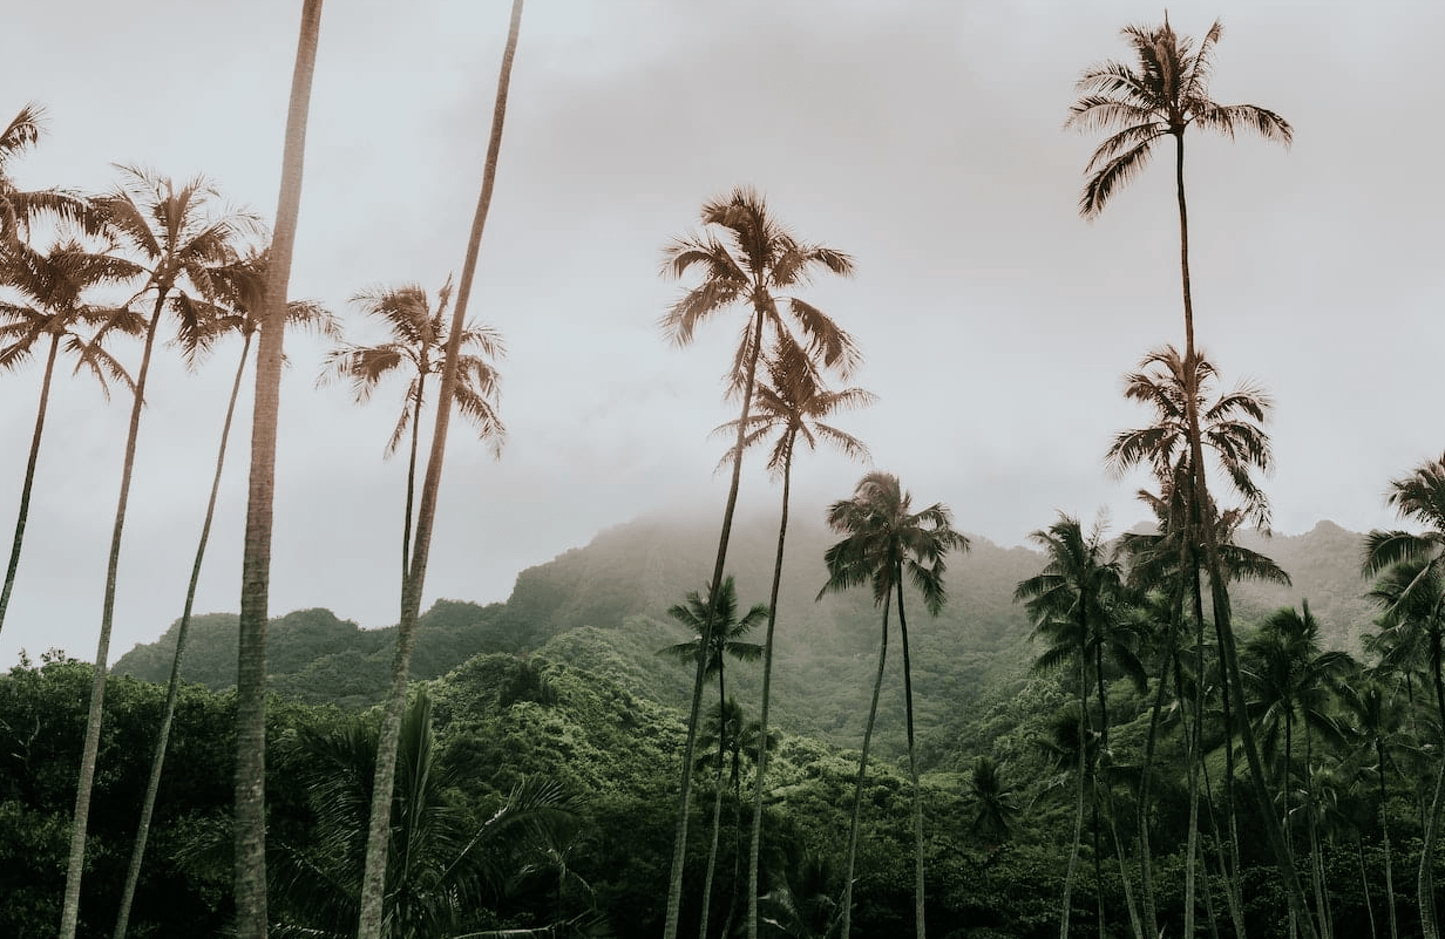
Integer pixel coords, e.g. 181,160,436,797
3,5,1444,939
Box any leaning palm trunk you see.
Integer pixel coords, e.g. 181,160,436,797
1136,585,1185,939
115,331,251,939
841,593,890,939
896,575,927,939
1419,756,1445,939
355,4,521,936
235,4,322,937
0,331,59,636
1174,130,1317,939
1379,739,1400,939
747,441,793,939
60,294,166,939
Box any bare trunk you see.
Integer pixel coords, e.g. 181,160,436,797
402,373,425,579
355,3,520,936
1380,738,1400,939
60,294,164,939
841,593,890,939
697,660,729,939
896,575,926,939
0,330,59,635
1059,651,1087,939
747,440,792,939
114,331,251,939
1175,129,1316,939
234,3,322,937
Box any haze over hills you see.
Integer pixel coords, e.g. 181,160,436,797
115,508,1386,753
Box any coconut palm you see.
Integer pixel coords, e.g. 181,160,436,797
0,238,140,637
235,4,323,936
1339,669,1409,939
0,104,99,248
967,756,1020,848
820,471,968,939
659,576,765,939
1069,16,1306,931
113,248,335,939
60,166,255,939
716,343,873,939
319,278,504,578
356,3,521,936
659,185,858,939
1017,513,1144,939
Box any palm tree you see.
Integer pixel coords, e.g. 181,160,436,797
1365,554,1445,939
820,471,968,939
1017,513,1143,939
319,278,504,578
967,756,1019,849
0,104,99,248
113,249,335,939
659,576,766,939
60,167,254,939
716,344,873,939
1339,669,1408,939
659,184,858,939
0,238,140,637
1243,601,1354,939
356,3,521,937
234,3,323,936
1068,16,1306,933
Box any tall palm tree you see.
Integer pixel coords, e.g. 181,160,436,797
59,167,254,939
820,471,968,939
0,104,99,249
319,279,504,578
659,576,766,939
1017,513,1143,939
967,756,1019,849
234,2,323,936
0,238,140,636
659,185,858,939
113,249,335,939
716,344,873,939
356,3,521,936
1068,16,1306,932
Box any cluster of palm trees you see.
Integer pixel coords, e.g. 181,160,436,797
1,1,527,937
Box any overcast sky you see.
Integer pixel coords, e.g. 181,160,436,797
2,1,1442,668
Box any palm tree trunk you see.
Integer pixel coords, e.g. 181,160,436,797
1419,751,1445,939
1060,652,1087,939
1136,589,1183,939
1379,738,1400,939
0,330,59,636
747,440,793,939
1175,129,1317,939
1217,640,1249,939
114,331,252,939
60,295,165,939
1359,836,1379,939
355,4,520,937
402,373,425,579
1185,563,1207,939
235,3,322,937
666,287,769,939
842,593,890,939
895,575,926,939
697,664,729,939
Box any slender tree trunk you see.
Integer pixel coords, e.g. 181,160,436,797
1218,636,1249,939
0,330,59,636
402,373,425,579
114,331,252,939
896,575,926,939
666,295,768,939
1380,738,1400,939
1137,587,1184,939
60,295,165,939
1174,129,1317,939
1185,564,1207,939
1359,836,1379,939
697,664,729,939
355,4,520,936
842,594,890,939
1060,652,1088,939
747,440,793,939
1420,752,1445,939
234,4,322,937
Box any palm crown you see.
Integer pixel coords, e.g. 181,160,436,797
1066,16,1293,218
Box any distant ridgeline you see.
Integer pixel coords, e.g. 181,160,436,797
113,513,1378,745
